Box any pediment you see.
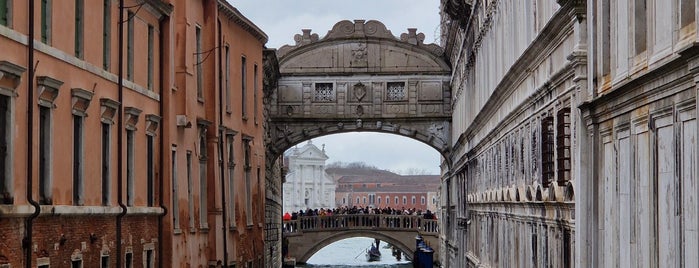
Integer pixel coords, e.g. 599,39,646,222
278,20,449,75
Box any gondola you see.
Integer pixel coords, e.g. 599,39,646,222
365,238,382,262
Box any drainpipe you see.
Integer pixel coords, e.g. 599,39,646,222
116,1,127,267
157,14,168,268
217,18,229,267
24,1,41,267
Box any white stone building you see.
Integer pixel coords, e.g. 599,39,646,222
283,141,337,213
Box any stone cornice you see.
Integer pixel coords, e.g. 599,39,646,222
71,87,94,117
124,106,142,130
0,60,26,90
36,75,63,108
100,98,120,124
145,114,161,136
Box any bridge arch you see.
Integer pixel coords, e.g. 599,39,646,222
265,19,453,163
295,230,414,264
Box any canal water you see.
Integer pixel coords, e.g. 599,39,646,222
297,237,412,268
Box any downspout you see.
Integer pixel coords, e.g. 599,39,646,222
25,1,41,267
217,18,229,266
116,1,127,267
157,14,168,268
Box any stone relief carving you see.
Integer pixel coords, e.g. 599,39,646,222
351,43,368,65
353,82,366,101
428,122,448,143
356,105,364,116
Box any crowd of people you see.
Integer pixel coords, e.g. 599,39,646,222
283,205,437,220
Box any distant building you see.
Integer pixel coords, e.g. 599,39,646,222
328,167,440,212
283,141,336,213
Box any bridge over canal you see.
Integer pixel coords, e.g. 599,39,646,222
283,214,439,264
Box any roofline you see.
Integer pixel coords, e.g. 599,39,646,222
218,0,269,44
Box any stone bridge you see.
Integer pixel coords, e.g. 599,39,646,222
283,214,439,264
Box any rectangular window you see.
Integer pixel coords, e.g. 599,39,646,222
126,129,134,206
126,11,134,81
225,46,231,112
633,0,647,55
145,249,153,268
125,252,133,268
241,56,247,118
147,135,154,206
244,139,252,226
39,106,51,204
199,134,208,228
41,0,51,44
395,197,398,204
541,116,554,187
187,151,195,231
171,148,180,229
71,259,82,268
147,25,154,90
253,64,258,124
101,255,109,268
101,123,110,205
556,108,571,186
73,115,84,205
102,0,110,70
0,0,10,27
74,0,83,58
196,26,203,100
0,94,10,204
227,135,235,228
314,83,334,102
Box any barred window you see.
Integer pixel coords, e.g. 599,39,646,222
556,108,571,186
541,116,554,187
314,83,334,102
386,82,406,101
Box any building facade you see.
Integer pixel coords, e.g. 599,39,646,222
0,0,269,267
442,0,699,267
282,141,336,213
332,170,440,212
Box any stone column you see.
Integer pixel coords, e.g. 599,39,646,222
299,164,305,209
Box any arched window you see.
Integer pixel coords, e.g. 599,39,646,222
403,196,407,205
421,197,426,205
412,196,416,204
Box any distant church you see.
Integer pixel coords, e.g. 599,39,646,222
283,141,337,213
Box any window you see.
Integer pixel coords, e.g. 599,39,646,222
187,151,195,231
225,45,231,112
147,25,154,90
0,94,10,204
556,108,571,186
377,196,381,204
421,196,425,205
680,0,695,30
71,259,82,268
73,115,84,205
403,196,407,205
253,64,258,124
633,0,647,55
342,197,346,204
41,0,51,44
241,57,247,118
102,0,110,70
0,0,11,27
101,255,109,268
101,123,110,205
541,116,554,187
356,197,360,204
395,197,398,204
147,135,154,206
144,249,153,268
125,252,133,268
244,138,252,226
411,196,416,205
386,197,389,204
126,11,134,81
199,134,208,228
74,0,83,58
39,106,51,204
363,197,366,204
386,82,406,101
171,148,180,229
195,26,203,100
126,130,134,206
227,135,235,228
314,83,334,101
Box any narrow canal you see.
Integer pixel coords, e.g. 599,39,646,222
297,237,412,267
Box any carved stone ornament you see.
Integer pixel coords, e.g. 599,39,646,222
71,88,94,117
99,98,120,124
356,105,364,116
124,107,142,131
0,60,26,90
37,76,63,108
353,82,366,101
145,114,161,136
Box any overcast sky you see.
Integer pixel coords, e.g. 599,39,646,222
232,0,442,49
232,1,443,175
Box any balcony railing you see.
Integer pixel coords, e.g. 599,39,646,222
283,214,439,235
